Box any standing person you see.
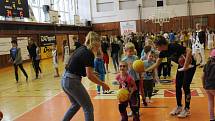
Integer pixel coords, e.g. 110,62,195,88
62,40,70,66
35,42,42,75
207,30,214,50
117,36,124,60
73,35,82,50
194,23,206,67
61,31,110,121
143,51,157,103
157,57,168,79
111,38,120,73
52,44,60,77
202,49,215,121
27,39,39,79
145,36,196,118
116,61,140,121
169,30,175,43
10,40,28,83
101,36,110,72
122,42,147,116
94,50,106,94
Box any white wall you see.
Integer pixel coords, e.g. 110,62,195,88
90,0,215,24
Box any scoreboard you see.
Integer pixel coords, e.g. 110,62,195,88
0,0,29,18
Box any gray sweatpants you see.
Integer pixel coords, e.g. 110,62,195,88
61,72,94,121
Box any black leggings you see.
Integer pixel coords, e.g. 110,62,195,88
175,65,196,109
14,64,28,82
32,59,42,77
158,62,168,77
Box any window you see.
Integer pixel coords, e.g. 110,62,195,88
64,0,69,12
194,17,208,26
192,0,211,3
142,0,156,7
32,7,40,22
166,0,186,5
1,0,78,25
97,2,114,12
119,0,137,10
96,0,114,12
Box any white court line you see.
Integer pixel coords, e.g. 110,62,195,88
12,91,63,121
12,82,96,121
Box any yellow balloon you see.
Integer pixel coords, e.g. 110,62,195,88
117,89,130,102
132,60,145,73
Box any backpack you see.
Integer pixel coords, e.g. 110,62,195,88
205,57,215,82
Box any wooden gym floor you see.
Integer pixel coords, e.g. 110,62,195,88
0,50,212,121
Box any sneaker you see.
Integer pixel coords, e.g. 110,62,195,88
177,109,190,118
169,106,182,116
97,91,100,94
127,111,132,117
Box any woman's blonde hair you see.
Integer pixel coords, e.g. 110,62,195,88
85,31,101,49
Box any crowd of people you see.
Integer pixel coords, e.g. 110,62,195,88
7,23,215,121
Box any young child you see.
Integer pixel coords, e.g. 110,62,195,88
157,57,168,79
10,40,28,83
62,40,70,66
116,61,139,121
52,44,60,77
94,50,106,94
122,42,147,115
202,49,215,121
140,45,152,61
143,51,157,103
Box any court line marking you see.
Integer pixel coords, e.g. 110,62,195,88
12,91,63,121
13,82,96,121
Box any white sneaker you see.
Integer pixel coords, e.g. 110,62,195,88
177,109,190,118
127,111,132,117
169,106,182,116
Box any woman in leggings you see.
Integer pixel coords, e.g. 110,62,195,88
61,31,110,121
145,36,196,118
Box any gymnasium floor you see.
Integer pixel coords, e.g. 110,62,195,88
0,51,211,121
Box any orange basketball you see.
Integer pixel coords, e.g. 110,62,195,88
0,111,3,121
132,60,145,73
178,55,185,66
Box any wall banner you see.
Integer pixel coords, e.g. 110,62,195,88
120,21,136,35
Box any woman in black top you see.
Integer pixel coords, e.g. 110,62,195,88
146,36,196,118
61,31,110,121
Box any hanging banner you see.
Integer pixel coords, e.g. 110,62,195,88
40,35,56,59
0,37,12,55
120,21,136,35
17,37,29,60
40,45,53,59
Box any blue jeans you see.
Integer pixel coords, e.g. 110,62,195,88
61,72,94,121
97,74,105,92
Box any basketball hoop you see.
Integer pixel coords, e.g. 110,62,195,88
146,8,171,27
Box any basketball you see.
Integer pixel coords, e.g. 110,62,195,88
0,111,3,121
178,55,192,67
117,89,130,103
178,55,185,66
132,60,145,73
